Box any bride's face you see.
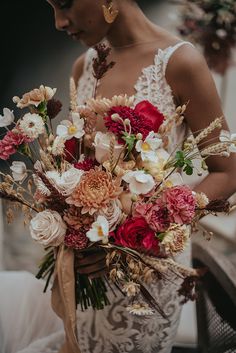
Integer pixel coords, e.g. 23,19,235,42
47,0,111,46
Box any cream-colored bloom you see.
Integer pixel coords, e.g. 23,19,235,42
195,192,209,209
96,199,123,231
87,95,134,116
126,303,154,316
10,161,27,182
93,132,123,163
219,130,236,153
162,224,190,254
122,170,155,195
29,210,67,246
13,85,56,108
86,216,109,244
33,174,51,196
141,148,170,180
0,108,14,127
19,113,45,139
56,112,85,140
46,167,84,196
51,136,65,156
122,281,140,297
135,131,162,163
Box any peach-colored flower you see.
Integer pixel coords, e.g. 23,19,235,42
66,167,122,215
78,106,97,134
13,85,56,108
162,224,190,254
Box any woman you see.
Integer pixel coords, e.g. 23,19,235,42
1,0,236,352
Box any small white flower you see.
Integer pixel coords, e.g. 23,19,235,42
46,167,84,196
122,170,155,195
219,130,236,152
51,136,65,156
126,303,155,316
10,161,27,182
216,29,227,39
19,113,45,139
122,282,140,297
86,216,109,244
29,210,67,246
0,108,15,127
93,132,123,163
56,112,85,140
136,131,162,162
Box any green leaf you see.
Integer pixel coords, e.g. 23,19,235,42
122,133,136,154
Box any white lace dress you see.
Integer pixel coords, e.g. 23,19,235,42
0,41,192,353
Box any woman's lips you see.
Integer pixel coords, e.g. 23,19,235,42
68,31,84,39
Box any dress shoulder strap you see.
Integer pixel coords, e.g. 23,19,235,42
162,41,194,75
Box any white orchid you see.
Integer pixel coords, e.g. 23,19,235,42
86,216,109,244
56,112,85,140
135,131,162,162
219,130,236,152
10,161,27,182
122,170,155,195
0,108,15,127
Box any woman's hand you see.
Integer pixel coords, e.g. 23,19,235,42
75,247,108,279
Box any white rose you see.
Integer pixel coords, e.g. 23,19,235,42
93,132,123,163
122,170,155,195
10,161,27,182
29,210,67,246
96,200,123,231
46,167,84,196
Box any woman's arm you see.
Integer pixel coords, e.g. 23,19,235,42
167,45,236,200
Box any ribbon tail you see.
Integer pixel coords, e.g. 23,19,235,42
51,245,81,353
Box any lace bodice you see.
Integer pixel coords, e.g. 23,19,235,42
77,41,192,153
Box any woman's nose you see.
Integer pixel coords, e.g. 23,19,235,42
54,11,70,31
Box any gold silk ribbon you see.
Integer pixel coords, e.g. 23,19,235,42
51,245,81,353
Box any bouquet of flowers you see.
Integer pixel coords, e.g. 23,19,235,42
0,44,234,351
177,0,236,75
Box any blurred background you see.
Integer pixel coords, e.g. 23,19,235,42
1,0,236,351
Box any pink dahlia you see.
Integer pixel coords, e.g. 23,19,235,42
114,217,160,255
162,186,196,225
64,228,88,250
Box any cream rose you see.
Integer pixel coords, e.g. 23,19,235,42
93,132,123,163
29,210,67,246
96,200,123,231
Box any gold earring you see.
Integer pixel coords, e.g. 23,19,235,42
102,2,119,24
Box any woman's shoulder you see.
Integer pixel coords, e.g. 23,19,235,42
165,41,207,81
